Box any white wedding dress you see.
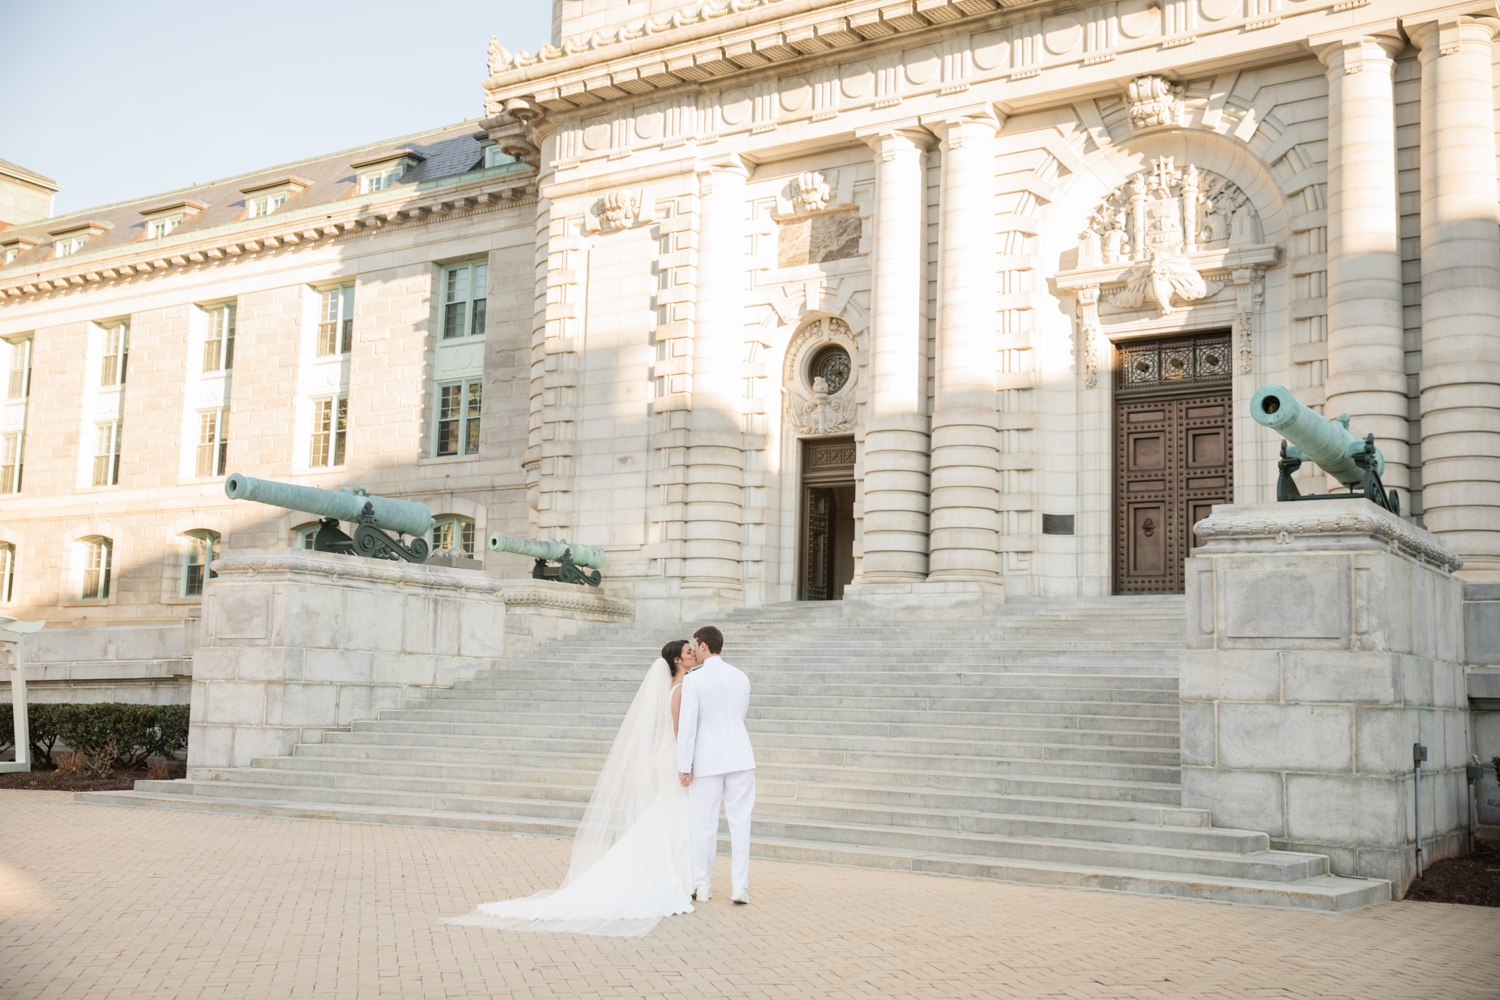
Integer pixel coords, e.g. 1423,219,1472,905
442,658,694,937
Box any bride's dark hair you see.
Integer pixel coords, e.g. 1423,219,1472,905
661,639,691,678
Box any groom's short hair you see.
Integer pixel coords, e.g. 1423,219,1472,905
693,626,724,655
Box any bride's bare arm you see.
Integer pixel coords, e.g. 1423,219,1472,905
672,683,684,734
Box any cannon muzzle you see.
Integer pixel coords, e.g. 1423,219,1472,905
488,533,606,570
225,474,435,537
1250,385,1384,489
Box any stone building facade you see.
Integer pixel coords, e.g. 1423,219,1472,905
4,0,1500,672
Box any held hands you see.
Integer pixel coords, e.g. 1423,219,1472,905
679,771,692,787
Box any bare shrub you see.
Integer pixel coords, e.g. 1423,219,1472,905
146,760,172,781
54,751,87,775
82,738,119,779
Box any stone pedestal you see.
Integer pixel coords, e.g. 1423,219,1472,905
189,549,507,772
1181,500,1468,895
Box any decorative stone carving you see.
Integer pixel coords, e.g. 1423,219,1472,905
784,317,858,435
1081,157,1256,265
1232,267,1264,374
601,190,640,229
1127,75,1185,129
1109,252,1222,315
1193,501,1464,572
790,171,831,213
1076,286,1103,389
587,189,653,232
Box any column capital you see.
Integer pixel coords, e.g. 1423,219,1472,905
1310,22,1404,73
919,105,1004,141
855,122,935,156
1403,5,1500,52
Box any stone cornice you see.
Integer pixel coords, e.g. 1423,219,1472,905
0,167,538,303
485,0,1047,113
1194,500,1464,572
495,582,635,618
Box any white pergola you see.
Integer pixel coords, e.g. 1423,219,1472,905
1,616,43,774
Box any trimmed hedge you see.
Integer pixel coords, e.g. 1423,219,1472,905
0,703,189,768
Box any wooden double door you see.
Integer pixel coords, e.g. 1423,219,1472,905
799,437,856,601
1113,334,1234,594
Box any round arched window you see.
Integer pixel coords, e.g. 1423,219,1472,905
808,344,851,394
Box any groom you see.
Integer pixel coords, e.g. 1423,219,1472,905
676,625,755,905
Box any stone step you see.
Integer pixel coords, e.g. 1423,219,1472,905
343,724,1179,765
359,718,1181,749
428,692,1184,714
389,705,1181,734
265,751,1185,804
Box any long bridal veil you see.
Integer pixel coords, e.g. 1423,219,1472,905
442,657,692,937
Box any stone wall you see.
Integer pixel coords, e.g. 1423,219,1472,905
1181,499,1468,895
1464,584,1500,831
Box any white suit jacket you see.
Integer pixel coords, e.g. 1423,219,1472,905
676,655,755,777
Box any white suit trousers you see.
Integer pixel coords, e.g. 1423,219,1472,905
688,768,755,890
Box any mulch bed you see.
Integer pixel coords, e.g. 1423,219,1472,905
0,764,183,792
1403,841,1500,907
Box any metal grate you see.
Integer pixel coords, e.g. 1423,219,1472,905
1116,333,1232,393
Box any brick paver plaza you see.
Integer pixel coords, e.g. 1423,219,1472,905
2,792,1497,999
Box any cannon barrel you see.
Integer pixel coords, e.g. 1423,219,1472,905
225,474,434,537
1250,385,1384,489
488,532,606,570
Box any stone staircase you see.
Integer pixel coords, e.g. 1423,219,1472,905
82,596,1390,911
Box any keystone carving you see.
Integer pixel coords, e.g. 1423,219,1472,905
1127,75,1185,129
600,190,641,229
791,172,831,213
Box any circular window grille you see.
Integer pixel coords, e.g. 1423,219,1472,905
808,344,851,394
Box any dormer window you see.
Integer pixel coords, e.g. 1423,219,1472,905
47,220,113,259
147,216,181,239
239,176,310,219
1,237,36,266
139,198,205,240
485,146,516,169
351,151,424,194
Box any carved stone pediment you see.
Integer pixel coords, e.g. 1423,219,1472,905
784,316,859,436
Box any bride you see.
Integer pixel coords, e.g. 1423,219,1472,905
442,639,698,937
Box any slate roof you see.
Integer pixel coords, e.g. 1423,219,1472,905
0,122,489,268
0,158,59,190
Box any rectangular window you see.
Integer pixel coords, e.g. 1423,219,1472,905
317,285,354,356
0,542,13,603
0,431,21,494
435,380,482,457
92,420,122,486
100,322,129,386
81,538,111,600
7,337,31,400
484,146,514,169
55,235,88,257
203,304,235,372
246,192,288,218
441,261,487,340
147,215,181,239
195,409,229,478
360,165,404,193
432,517,476,556
309,395,348,468
182,532,218,597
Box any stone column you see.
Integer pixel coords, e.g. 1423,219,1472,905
857,127,932,582
682,159,748,601
926,110,1002,587
1316,32,1410,493
1409,14,1500,575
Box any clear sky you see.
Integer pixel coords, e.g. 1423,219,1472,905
0,0,553,216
